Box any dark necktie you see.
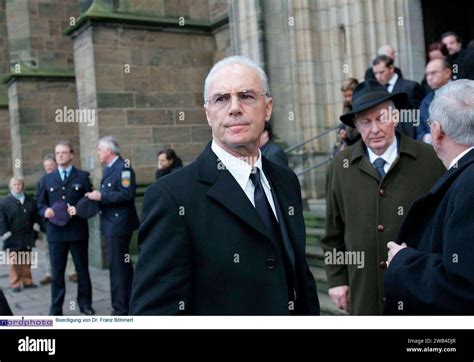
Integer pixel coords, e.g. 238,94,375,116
249,168,277,233
62,170,68,182
373,158,386,179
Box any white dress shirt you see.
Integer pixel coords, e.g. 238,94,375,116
367,137,399,174
211,141,278,220
449,147,474,169
386,73,399,93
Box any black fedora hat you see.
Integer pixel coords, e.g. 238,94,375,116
340,80,408,127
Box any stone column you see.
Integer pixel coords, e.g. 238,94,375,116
72,25,104,268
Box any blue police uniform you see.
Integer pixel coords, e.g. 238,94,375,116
37,166,93,315
100,156,139,315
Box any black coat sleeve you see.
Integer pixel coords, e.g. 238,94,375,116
101,167,136,205
384,182,474,314
130,182,192,315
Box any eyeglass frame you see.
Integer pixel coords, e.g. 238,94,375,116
204,90,269,110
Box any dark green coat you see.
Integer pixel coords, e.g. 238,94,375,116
321,133,446,315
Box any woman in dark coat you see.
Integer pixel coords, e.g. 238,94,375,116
155,148,183,180
0,177,39,292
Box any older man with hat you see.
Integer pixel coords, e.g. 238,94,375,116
320,80,446,315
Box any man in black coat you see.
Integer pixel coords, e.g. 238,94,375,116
86,136,139,316
37,141,94,316
372,55,424,139
384,79,474,314
130,55,319,315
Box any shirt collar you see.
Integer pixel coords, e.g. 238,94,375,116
107,155,120,168
367,136,398,166
388,72,399,87
11,192,25,202
211,140,271,191
58,165,72,174
449,147,474,169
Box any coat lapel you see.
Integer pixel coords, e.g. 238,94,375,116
263,159,297,274
196,143,275,241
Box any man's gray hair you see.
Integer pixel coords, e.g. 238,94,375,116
377,44,395,57
429,79,474,146
99,136,120,154
203,55,270,103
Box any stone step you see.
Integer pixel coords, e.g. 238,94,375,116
307,199,326,218
306,227,325,245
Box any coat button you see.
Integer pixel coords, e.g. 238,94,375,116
265,258,276,270
62,187,65,190
379,188,386,196
62,195,66,200
377,224,385,232
115,213,119,217
50,188,54,192
108,183,112,187
379,261,388,269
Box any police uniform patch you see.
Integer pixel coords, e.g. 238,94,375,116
121,170,131,188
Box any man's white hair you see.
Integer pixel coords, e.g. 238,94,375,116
377,45,395,58
99,135,120,154
203,55,270,103
429,79,474,146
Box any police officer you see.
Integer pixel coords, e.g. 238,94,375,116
86,136,139,315
37,141,94,316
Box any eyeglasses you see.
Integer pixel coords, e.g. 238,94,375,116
205,91,266,109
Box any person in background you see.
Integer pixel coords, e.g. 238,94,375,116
416,59,452,143
0,177,39,292
36,154,77,285
372,55,423,138
86,136,139,316
365,45,403,81
37,141,95,316
155,148,183,180
420,42,449,95
340,78,361,145
259,122,289,168
441,31,474,80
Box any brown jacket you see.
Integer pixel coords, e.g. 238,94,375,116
321,133,446,315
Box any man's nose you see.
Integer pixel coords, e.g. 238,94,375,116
228,94,243,115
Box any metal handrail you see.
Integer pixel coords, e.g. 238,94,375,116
285,125,340,154
295,158,331,176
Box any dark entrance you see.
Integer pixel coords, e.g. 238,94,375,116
421,0,474,51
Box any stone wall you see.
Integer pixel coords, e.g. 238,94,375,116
7,77,79,186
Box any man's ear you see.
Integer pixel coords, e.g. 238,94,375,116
204,105,212,127
265,97,273,121
431,121,444,143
